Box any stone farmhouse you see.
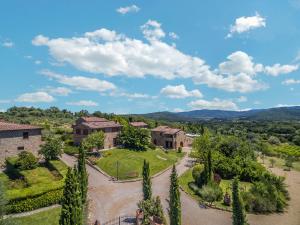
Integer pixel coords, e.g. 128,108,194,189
151,126,192,149
129,122,149,129
0,121,42,165
73,117,122,149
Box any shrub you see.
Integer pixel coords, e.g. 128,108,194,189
15,151,38,170
63,145,79,156
213,173,222,185
199,182,223,206
6,188,63,213
177,146,182,153
39,137,63,161
82,131,104,151
192,164,204,182
148,142,156,150
223,192,231,206
268,136,281,145
188,182,200,194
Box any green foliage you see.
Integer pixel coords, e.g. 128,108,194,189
59,167,82,225
63,145,79,156
6,188,63,214
192,164,204,182
142,160,152,200
169,165,181,225
268,136,281,145
77,147,88,204
199,182,223,206
0,180,7,225
82,131,104,151
232,177,247,225
193,129,212,161
15,151,38,170
196,150,213,187
118,125,150,151
39,137,63,161
138,196,165,225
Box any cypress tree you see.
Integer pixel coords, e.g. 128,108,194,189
169,165,181,225
207,149,212,183
232,177,247,225
142,160,152,200
77,146,88,204
59,167,83,225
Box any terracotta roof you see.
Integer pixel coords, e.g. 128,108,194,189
80,117,108,122
129,122,148,127
82,121,122,129
0,121,41,131
151,126,182,135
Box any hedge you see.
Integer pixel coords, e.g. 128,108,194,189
6,188,63,214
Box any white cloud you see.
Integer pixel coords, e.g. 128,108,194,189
169,32,179,39
24,55,32,59
116,5,140,14
161,84,202,99
40,70,116,92
16,92,54,103
188,98,238,110
237,96,247,103
282,79,300,85
2,41,14,48
41,86,72,96
276,104,299,108
33,21,293,93
264,64,299,76
66,100,98,107
227,13,266,38
34,60,42,65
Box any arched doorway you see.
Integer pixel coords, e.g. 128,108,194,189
180,141,184,147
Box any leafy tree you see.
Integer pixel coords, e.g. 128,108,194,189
196,150,212,187
232,177,247,225
77,147,88,204
15,151,38,170
269,158,276,168
193,129,212,161
82,131,104,151
39,136,63,161
59,167,83,225
169,165,181,225
138,197,165,225
199,182,223,206
192,164,204,182
118,125,150,151
143,160,152,200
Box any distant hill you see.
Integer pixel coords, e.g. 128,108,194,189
139,106,300,121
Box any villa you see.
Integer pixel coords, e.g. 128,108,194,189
0,121,42,165
129,121,149,129
73,117,122,149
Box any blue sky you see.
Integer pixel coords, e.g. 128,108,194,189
1,0,300,114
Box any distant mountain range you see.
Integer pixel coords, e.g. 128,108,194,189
139,106,300,121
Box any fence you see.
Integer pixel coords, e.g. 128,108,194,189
101,215,136,225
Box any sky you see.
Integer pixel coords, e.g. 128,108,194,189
1,0,300,114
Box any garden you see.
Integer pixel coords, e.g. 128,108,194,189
179,131,290,214
94,148,184,180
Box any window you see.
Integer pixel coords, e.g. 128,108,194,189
83,129,89,135
23,132,29,139
18,146,24,150
76,129,81,135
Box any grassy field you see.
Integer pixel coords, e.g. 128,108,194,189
96,148,185,180
0,160,68,200
179,168,251,210
267,143,300,157
9,206,61,225
261,155,300,172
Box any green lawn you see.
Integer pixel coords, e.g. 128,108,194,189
9,206,61,225
261,155,300,172
179,168,251,210
96,148,185,180
0,160,68,200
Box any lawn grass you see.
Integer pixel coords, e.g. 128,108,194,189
9,206,61,225
0,160,68,200
96,148,185,180
261,155,300,172
178,168,251,210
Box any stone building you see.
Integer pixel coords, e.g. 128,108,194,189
73,117,122,149
151,126,190,149
129,122,148,129
0,121,42,165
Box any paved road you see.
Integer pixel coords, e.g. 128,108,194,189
61,149,300,225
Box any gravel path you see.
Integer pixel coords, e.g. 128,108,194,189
61,149,300,225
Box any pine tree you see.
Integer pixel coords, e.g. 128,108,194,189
232,177,247,225
142,160,152,200
169,165,181,225
59,167,83,225
77,147,88,204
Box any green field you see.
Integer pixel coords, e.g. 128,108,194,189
262,155,300,172
179,168,251,210
9,206,61,225
268,143,300,157
96,149,185,180
0,160,68,200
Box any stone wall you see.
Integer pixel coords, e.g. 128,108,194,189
0,129,42,165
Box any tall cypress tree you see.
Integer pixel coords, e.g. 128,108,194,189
142,160,152,200
207,149,212,183
169,165,181,225
59,167,83,225
77,146,88,204
232,177,247,225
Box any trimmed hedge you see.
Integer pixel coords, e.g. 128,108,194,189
6,188,63,214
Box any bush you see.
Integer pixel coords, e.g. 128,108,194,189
63,145,79,156
177,146,182,153
148,142,156,150
188,182,200,194
199,182,223,206
192,164,204,182
15,151,38,170
6,188,63,213
268,136,281,145
39,137,63,161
